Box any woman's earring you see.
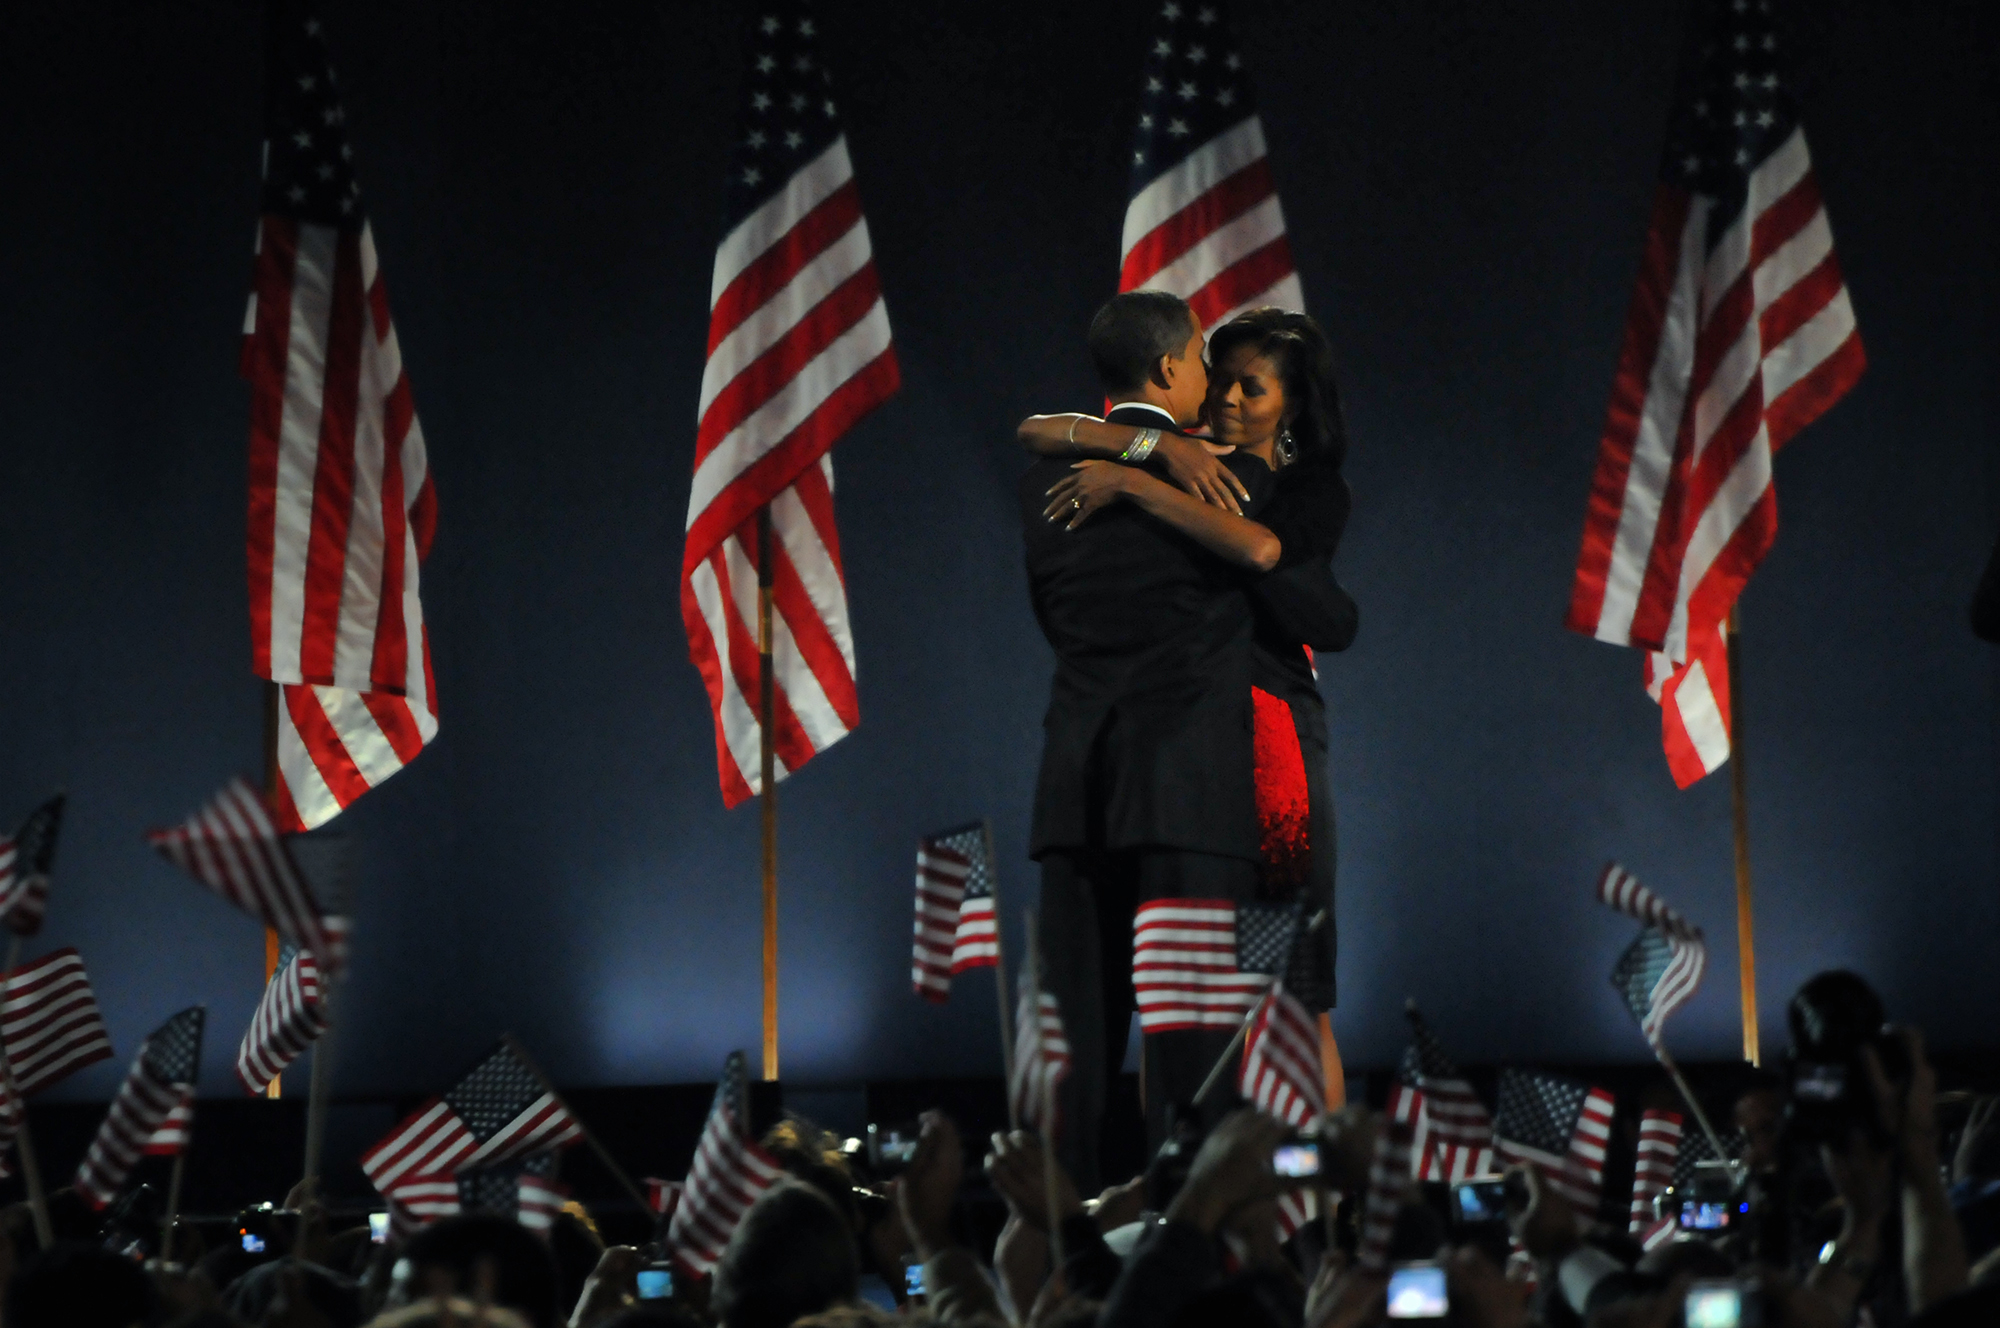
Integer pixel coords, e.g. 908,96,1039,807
1277,427,1297,466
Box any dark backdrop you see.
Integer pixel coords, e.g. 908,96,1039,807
1,0,1994,1102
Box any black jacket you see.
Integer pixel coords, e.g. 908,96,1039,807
1019,405,1275,860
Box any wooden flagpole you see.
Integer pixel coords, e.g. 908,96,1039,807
0,936,52,1247
982,819,1018,1130
263,681,284,1099
302,986,335,1189
1725,607,1759,1065
757,510,779,1083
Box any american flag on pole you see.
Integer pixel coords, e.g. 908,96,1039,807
1390,1004,1495,1183
235,946,329,1092
1628,1108,1682,1239
244,5,440,830
1608,928,1708,1051
360,1039,583,1200
148,778,348,975
1121,1,1303,332
1237,983,1323,1129
1565,0,1862,788
144,1091,196,1157
455,1152,568,1233
74,1007,205,1210
2,947,115,1095
683,1,899,808
0,796,63,937
1132,898,1294,1032
667,1051,783,1275
910,823,997,1001
1493,1069,1617,1218
1010,966,1071,1136
1356,1115,1415,1271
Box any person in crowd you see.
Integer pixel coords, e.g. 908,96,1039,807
384,1214,564,1328
708,1179,880,1328
1016,289,1285,1192
1020,305,1357,1018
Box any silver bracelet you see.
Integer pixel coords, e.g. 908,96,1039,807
1067,415,1085,445
1120,427,1161,464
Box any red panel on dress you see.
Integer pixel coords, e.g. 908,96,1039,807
1251,686,1311,889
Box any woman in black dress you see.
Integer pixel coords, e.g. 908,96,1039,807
1018,307,1355,1003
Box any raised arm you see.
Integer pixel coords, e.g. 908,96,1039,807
1043,462,1280,572
1019,413,1251,514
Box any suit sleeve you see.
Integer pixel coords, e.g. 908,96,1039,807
1250,559,1359,651
1262,463,1350,570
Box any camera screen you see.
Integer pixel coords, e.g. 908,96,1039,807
870,1124,920,1166
240,1232,266,1254
1685,1284,1743,1328
636,1269,673,1300
368,1212,390,1243
1794,1062,1846,1103
904,1263,926,1296
1679,1201,1733,1231
1454,1180,1507,1224
1386,1265,1448,1319
1272,1142,1321,1178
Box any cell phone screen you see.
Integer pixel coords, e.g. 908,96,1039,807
1684,1284,1742,1328
1679,1201,1732,1231
1793,1063,1846,1103
240,1232,266,1254
368,1212,390,1243
1386,1264,1448,1319
636,1269,673,1300
904,1263,926,1296
1454,1181,1508,1224
1272,1142,1321,1178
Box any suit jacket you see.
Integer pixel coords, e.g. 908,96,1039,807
1020,405,1275,860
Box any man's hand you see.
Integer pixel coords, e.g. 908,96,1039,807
983,1130,1082,1232
1155,433,1250,514
1088,1174,1147,1234
1304,1252,1387,1328
568,1246,640,1328
1505,1166,1580,1262
1043,461,1137,529
1165,1109,1293,1235
896,1110,964,1258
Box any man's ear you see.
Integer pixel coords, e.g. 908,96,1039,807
1148,353,1174,390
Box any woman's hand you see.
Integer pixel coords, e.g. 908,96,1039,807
1155,433,1250,513
1044,461,1139,530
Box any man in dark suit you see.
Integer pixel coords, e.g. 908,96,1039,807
1019,291,1276,1190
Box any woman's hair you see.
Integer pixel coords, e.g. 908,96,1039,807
1206,307,1347,470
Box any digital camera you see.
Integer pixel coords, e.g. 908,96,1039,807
1785,971,1908,1147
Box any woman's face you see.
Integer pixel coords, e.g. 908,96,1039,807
1204,344,1289,451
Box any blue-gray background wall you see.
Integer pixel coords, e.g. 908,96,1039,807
2,0,1994,1101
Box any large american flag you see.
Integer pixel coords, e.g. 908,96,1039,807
1493,1069,1617,1218
243,5,440,830
1628,1108,1682,1239
360,1039,583,1202
667,1051,784,1275
1598,863,1707,1046
148,778,347,976
74,1007,205,1210
1566,0,1862,788
0,796,63,937
235,946,329,1092
910,823,997,1002
683,1,899,808
1391,1005,1495,1183
1120,1,1303,332
1132,898,1294,1032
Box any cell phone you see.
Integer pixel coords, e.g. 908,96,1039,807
368,1212,391,1243
1792,1062,1846,1103
904,1262,926,1298
636,1265,674,1300
867,1122,921,1174
1452,1177,1509,1226
1678,1200,1734,1231
1685,1279,1762,1328
240,1231,267,1254
1271,1141,1321,1178
1386,1263,1448,1320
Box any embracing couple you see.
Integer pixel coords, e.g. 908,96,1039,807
1017,289,1358,1190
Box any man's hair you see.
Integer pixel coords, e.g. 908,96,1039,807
711,1178,860,1328
1087,290,1197,393
3,1242,155,1328
402,1212,562,1328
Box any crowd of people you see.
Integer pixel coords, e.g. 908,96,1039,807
0,966,1994,1328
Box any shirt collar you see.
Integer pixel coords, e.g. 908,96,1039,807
1105,401,1179,427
